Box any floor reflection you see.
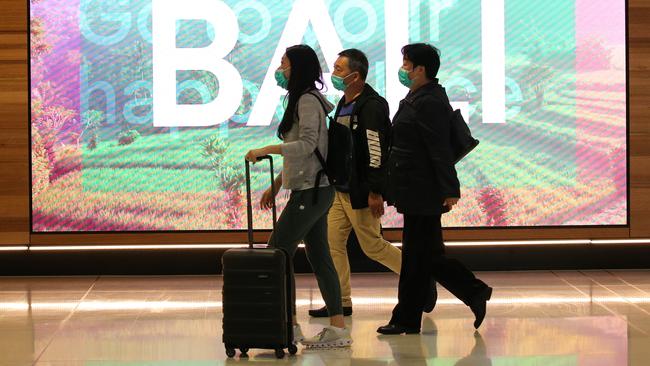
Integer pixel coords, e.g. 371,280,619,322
0,271,647,365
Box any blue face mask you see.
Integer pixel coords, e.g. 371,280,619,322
275,68,289,89
398,67,413,88
331,72,356,91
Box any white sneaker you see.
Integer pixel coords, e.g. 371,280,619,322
293,324,305,344
301,326,352,348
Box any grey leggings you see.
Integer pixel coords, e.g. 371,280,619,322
267,185,343,317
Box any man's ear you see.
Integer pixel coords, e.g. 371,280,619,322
354,72,362,84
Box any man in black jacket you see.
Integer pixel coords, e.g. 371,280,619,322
377,43,492,335
309,49,435,318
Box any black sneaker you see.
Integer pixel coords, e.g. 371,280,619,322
308,306,353,318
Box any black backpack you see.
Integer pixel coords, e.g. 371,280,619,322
310,94,353,187
449,109,479,164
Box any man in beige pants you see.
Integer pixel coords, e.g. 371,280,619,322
309,49,436,317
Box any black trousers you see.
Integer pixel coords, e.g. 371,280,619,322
390,213,488,328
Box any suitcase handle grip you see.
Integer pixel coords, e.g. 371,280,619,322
245,156,277,247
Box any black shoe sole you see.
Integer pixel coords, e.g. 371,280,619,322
308,307,353,318
377,327,420,335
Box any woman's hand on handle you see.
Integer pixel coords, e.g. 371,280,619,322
245,148,264,163
245,144,282,163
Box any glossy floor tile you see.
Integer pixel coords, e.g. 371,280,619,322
0,270,648,365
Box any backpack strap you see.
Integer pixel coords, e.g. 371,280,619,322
313,149,328,203
305,92,332,203
314,148,327,170
307,91,334,124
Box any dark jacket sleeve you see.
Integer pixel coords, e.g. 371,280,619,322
412,96,461,198
357,97,391,196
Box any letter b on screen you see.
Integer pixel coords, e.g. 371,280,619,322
152,0,242,127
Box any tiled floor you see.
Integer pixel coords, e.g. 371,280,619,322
0,270,648,365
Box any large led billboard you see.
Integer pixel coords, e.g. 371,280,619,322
30,0,627,231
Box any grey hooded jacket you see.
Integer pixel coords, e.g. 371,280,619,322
280,91,334,191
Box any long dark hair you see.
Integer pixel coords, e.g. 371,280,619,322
277,45,324,139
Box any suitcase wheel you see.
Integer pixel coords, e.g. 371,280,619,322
239,348,249,357
288,344,298,355
275,348,285,359
225,347,236,358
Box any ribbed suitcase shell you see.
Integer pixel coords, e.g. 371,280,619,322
222,248,291,349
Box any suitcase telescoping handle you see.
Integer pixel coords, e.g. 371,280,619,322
245,155,277,248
